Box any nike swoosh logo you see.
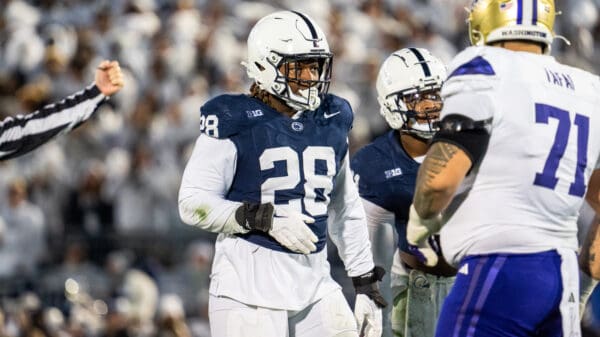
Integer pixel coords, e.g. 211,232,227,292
324,111,341,119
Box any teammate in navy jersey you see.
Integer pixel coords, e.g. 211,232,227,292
351,48,454,337
178,11,385,337
406,0,600,336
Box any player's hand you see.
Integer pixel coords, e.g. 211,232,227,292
95,60,124,96
406,204,442,267
234,202,317,254
269,207,318,254
354,294,382,337
352,266,386,337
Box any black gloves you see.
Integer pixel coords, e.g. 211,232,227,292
352,266,388,308
235,202,274,232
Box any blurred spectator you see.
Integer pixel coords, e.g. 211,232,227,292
63,160,115,264
157,241,212,319
41,239,110,303
0,178,46,279
3,0,45,74
155,295,191,337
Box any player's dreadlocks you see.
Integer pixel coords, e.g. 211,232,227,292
249,83,295,116
249,83,274,105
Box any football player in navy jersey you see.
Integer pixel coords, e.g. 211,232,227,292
351,48,454,337
178,11,386,337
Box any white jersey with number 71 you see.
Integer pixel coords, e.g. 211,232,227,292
439,46,600,266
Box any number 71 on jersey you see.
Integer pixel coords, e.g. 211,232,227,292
533,103,589,197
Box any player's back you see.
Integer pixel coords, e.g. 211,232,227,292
441,46,600,265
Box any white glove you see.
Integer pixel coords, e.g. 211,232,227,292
406,204,442,267
269,208,318,254
354,294,382,337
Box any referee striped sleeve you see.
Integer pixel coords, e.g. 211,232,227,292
0,83,107,160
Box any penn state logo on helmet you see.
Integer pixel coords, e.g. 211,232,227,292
468,0,558,53
242,11,333,112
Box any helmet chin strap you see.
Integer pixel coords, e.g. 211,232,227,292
403,109,437,139
284,86,321,111
404,127,435,140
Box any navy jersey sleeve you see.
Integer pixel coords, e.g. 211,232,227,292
199,94,271,139
351,132,418,216
351,145,389,210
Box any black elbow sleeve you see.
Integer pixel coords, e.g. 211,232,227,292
432,114,492,168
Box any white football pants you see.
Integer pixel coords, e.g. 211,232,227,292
209,289,358,337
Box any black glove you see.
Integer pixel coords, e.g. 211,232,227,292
351,266,388,308
235,202,274,232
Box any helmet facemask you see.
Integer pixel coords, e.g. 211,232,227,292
267,52,333,111
383,88,443,140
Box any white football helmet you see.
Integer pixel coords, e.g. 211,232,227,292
243,11,333,111
376,48,447,139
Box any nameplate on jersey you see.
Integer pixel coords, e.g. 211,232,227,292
544,69,575,90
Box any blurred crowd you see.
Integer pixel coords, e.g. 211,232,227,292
0,0,599,336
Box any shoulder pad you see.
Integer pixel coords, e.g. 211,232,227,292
591,75,600,106
200,94,273,139
443,47,498,98
350,137,388,180
350,145,375,194
350,146,368,173
318,94,354,131
447,46,497,80
351,146,373,175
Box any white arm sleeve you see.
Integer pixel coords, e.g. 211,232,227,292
178,134,247,234
362,198,395,235
328,152,375,277
362,197,407,276
362,198,395,256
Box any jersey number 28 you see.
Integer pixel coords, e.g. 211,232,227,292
260,146,335,216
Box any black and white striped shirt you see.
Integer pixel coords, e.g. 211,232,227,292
0,84,106,160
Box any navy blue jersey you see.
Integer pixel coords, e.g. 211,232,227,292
350,130,420,252
200,94,353,253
